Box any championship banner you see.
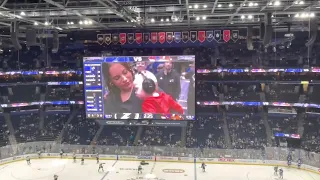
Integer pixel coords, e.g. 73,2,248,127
151,32,157,44
206,31,213,42
94,30,240,45
190,31,197,43
223,30,231,42
135,33,142,44
105,34,111,45
214,30,221,42
166,32,173,43
127,33,134,44
143,33,150,44
158,32,165,44
182,31,189,43
97,34,104,45
231,30,239,42
119,33,126,45
198,31,205,43
174,32,181,43
112,34,119,44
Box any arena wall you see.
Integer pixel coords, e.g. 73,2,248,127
0,154,319,175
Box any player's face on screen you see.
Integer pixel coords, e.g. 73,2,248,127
108,63,133,91
164,62,172,71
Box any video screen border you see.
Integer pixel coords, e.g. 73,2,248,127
83,55,196,120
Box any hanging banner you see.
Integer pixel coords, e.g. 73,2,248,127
206,31,213,42
166,32,173,43
151,32,157,44
214,30,221,42
143,33,150,44
231,30,239,42
158,32,165,44
119,33,126,45
223,30,231,42
174,32,181,43
190,31,197,43
105,34,111,45
198,31,205,43
135,33,142,44
97,34,105,45
112,34,119,44
127,33,134,44
182,31,189,43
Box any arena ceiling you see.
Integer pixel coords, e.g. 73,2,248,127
0,0,319,31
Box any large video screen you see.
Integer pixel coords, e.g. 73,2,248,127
83,55,195,120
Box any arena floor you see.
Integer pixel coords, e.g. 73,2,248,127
0,158,319,180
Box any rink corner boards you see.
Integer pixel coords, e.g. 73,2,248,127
0,153,319,175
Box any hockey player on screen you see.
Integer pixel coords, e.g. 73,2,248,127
201,162,207,172
134,70,184,115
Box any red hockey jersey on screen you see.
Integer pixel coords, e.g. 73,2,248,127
142,92,184,114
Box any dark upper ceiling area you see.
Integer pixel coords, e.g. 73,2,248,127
0,0,318,31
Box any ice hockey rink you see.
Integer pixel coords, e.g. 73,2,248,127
0,158,320,180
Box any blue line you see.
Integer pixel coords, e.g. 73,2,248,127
100,160,118,180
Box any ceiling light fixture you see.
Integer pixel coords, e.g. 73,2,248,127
194,4,199,9
202,16,206,20
241,15,245,19
34,22,38,26
203,5,207,8
166,18,169,22
217,4,222,8
151,18,155,22
20,11,26,16
248,15,253,19
274,1,281,6
229,3,234,7
249,2,253,7
196,17,200,20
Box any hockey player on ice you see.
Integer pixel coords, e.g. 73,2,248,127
274,166,278,175
54,174,58,180
38,151,41,158
138,165,143,174
26,156,31,165
98,163,105,172
298,158,302,169
81,156,84,165
279,168,284,179
201,162,206,172
73,152,76,163
96,153,99,164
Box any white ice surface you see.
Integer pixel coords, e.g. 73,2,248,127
0,159,319,180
